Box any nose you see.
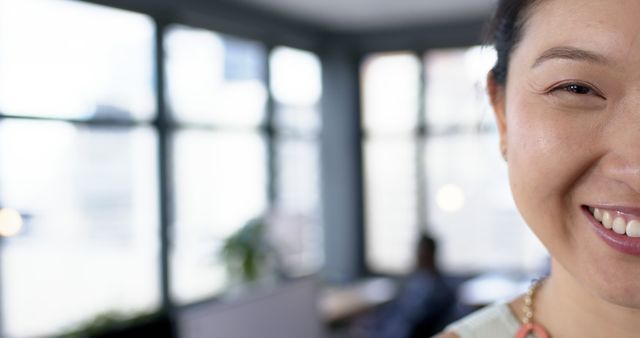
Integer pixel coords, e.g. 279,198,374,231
601,106,640,194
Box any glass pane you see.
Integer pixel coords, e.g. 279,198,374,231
165,25,267,127
362,53,420,134
270,47,322,133
274,105,320,136
0,120,159,338
424,46,497,131
172,130,268,304
425,133,548,273
270,47,321,107
272,137,323,274
364,136,419,274
0,0,155,121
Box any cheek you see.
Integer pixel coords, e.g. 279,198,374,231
507,100,570,198
504,94,595,240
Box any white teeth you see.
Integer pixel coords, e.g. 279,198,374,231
613,217,627,234
590,207,640,237
626,220,640,237
602,211,613,229
594,208,603,221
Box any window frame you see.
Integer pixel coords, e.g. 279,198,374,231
360,47,504,276
0,1,326,335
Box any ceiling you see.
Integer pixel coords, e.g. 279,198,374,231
229,0,499,32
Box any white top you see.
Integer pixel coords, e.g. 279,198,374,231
445,303,521,338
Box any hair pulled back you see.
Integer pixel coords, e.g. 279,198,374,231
487,0,541,85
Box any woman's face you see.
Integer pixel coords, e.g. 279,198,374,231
492,0,640,307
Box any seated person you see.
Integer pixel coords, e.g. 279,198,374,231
354,234,465,338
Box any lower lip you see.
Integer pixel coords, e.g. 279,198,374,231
584,207,640,257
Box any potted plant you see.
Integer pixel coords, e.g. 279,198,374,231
221,217,276,287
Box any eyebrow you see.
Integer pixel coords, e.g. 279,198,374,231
531,46,610,68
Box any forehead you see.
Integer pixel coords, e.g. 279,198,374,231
515,0,640,67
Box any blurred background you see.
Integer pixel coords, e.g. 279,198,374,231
0,0,549,337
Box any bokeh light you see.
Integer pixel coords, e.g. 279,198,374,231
0,208,24,237
436,184,465,212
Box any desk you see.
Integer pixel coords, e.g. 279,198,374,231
319,277,397,324
458,273,531,308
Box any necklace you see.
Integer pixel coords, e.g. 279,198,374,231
515,278,550,338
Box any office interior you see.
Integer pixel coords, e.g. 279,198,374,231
0,0,551,337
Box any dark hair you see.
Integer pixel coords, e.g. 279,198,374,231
416,233,438,272
418,234,437,254
487,0,541,85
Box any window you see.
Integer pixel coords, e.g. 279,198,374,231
165,26,267,127
0,1,158,337
362,53,421,273
0,1,325,335
270,47,322,133
165,28,323,303
172,130,268,303
0,0,155,121
0,122,159,337
270,47,323,274
165,25,270,304
363,47,548,275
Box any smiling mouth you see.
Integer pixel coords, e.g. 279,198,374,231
588,206,640,237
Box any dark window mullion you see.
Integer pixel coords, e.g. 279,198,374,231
154,18,175,320
265,44,278,205
416,51,429,232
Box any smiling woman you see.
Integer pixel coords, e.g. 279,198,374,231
438,0,640,337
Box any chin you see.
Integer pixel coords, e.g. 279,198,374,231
568,253,640,310
592,276,640,310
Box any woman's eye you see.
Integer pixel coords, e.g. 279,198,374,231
551,82,604,99
562,84,593,95
544,81,607,108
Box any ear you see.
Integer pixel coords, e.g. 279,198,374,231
487,72,508,160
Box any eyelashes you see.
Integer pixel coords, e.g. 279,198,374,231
546,81,606,100
560,83,593,95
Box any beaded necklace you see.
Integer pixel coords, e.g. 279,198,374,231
515,278,550,338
